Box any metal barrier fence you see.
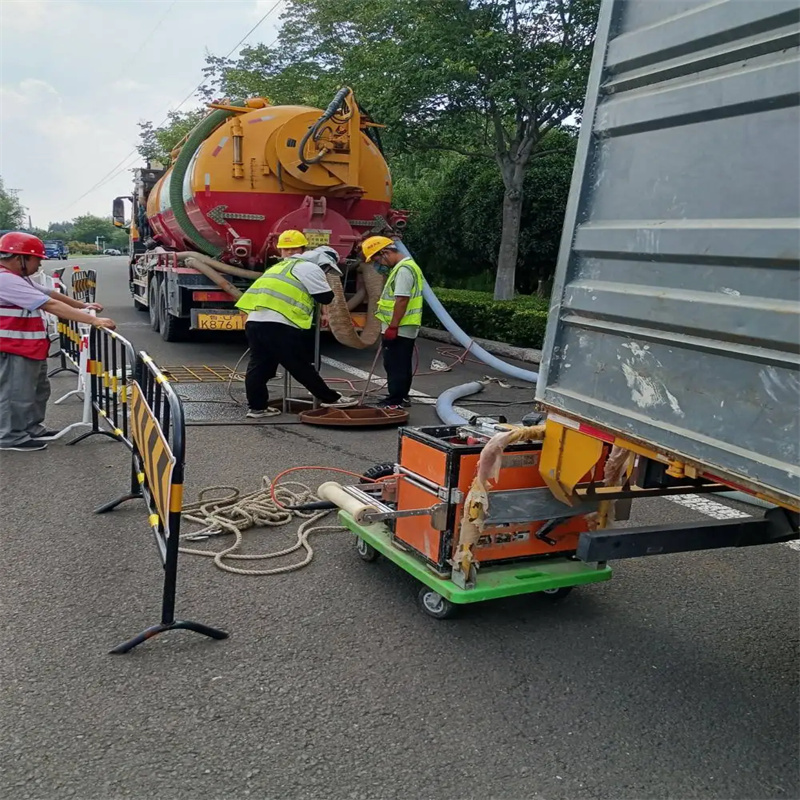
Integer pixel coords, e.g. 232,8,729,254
68,326,136,449
96,350,228,654
71,268,97,304
48,318,82,377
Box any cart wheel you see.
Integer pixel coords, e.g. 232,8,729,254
541,586,573,601
417,587,457,619
355,536,379,562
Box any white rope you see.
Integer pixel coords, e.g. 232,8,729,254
179,477,344,576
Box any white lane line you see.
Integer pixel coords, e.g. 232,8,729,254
323,357,800,551
321,355,474,416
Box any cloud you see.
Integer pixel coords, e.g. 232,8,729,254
0,0,283,225
110,79,151,93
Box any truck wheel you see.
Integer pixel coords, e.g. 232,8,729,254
417,587,457,619
148,279,160,332
158,283,186,342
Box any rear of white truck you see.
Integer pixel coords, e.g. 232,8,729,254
535,0,799,558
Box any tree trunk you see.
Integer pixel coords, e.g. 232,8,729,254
493,177,525,300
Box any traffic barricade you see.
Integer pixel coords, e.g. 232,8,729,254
96,350,228,654
29,269,60,342
48,317,82,377
67,326,136,449
71,267,97,304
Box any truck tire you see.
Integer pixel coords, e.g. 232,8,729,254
148,279,160,332
158,282,186,342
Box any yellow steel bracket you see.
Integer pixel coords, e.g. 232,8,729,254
539,419,605,506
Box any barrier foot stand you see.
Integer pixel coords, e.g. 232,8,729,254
95,465,142,513
67,428,121,446
46,421,93,442
95,489,142,514
48,352,78,378
109,620,229,654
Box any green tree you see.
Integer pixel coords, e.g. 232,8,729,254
395,127,577,295
47,220,76,239
0,176,26,230
69,214,128,249
201,0,598,298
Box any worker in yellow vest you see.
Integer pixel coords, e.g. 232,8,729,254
361,236,424,410
236,230,357,418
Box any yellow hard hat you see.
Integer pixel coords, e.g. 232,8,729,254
277,229,309,249
361,235,395,262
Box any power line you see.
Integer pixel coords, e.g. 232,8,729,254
63,0,284,213
108,0,178,89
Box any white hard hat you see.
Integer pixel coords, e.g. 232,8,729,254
305,246,342,275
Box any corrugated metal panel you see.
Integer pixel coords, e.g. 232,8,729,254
536,0,800,505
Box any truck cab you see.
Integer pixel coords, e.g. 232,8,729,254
44,240,68,260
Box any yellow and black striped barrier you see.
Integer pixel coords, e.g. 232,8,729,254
67,326,136,449
95,350,228,654
71,268,97,304
47,318,83,378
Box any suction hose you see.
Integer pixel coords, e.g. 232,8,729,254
169,103,245,259
436,381,484,426
393,241,540,385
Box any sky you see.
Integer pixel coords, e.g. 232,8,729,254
0,0,284,228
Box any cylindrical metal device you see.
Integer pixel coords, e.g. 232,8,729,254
145,91,403,266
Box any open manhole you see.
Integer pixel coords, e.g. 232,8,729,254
299,406,408,427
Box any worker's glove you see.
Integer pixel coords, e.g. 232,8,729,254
383,326,399,342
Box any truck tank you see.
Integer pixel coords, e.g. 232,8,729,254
145,88,404,266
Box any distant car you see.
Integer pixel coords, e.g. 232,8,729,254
103,248,122,255
44,239,69,259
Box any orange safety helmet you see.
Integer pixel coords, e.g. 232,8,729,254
361,235,395,262
0,231,48,259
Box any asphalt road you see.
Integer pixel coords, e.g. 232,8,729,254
1,256,797,800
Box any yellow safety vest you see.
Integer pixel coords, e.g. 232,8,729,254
375,257,424,328
235,259,314,329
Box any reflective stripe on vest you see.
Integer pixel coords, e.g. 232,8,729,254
235,259,314,329
375,258,424,327
0,305,49,360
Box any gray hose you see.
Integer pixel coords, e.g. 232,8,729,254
436,381,484,425
393,241,540,384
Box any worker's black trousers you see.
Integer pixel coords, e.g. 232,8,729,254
244,322,339,409
382,336,415,404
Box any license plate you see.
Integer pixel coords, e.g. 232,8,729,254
192,311,246,331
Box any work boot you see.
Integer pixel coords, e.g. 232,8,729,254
31,429,62,440
246,408,281,418
0,440,48,452
320,395,359,409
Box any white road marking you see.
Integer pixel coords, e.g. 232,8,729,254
321,355,474,417
666,493,800,551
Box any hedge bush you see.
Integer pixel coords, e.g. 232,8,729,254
423,288,550,350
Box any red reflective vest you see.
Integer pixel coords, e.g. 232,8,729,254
0,268,49,360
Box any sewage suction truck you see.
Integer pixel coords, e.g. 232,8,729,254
113,88,405,344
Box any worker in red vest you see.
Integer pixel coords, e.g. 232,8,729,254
0,232,116,452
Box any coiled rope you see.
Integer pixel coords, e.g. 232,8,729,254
179,477,344,576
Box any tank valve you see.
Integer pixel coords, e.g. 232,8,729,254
232,238,252,259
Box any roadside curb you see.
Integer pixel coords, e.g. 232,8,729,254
419,326,542,365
